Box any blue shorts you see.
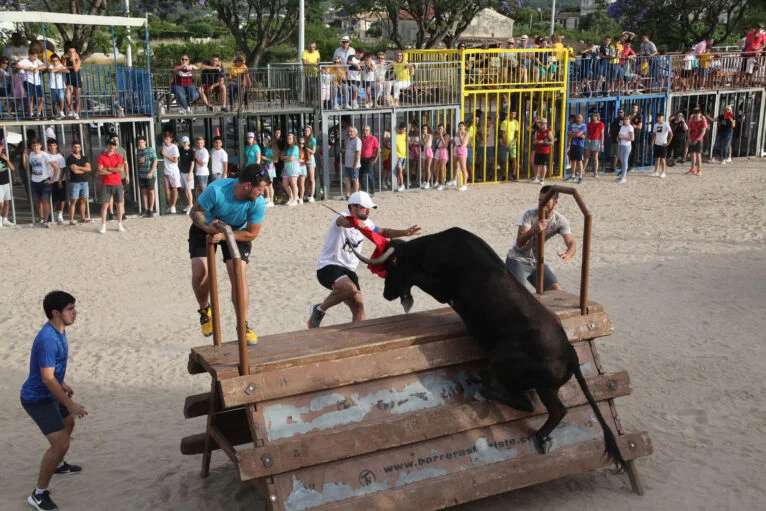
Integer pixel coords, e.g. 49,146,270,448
50,88,66,104
505,257,558,290
31,180,52,200
25,82,44,98
343,166,359,180
395,157,406,170
21,397,70,436
70,182,89,199
498,145,508,162
196,175,209,187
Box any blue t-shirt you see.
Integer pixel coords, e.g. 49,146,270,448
569,123,587,148
284,145,300,173
20,323,68,402
245,143,261,167
198,178,266,231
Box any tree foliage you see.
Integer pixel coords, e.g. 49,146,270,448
205,0,300,67
606,0,754,50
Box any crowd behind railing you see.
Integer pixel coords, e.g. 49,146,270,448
1,34,152,121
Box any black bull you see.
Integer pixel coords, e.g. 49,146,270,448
352,227,626,470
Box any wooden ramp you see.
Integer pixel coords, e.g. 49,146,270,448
182,291,652,511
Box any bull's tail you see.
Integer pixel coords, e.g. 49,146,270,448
571,355,627,472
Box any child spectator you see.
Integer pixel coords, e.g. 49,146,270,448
26,139,58,227
161,133,181,214
194,136,210,193
394,123,407,192
321,66,332,110
209,136,228,181
16,48,46,118
261,135,276,207
136,135,158,217
178,136,196,214
48,139,67,224
0,142,15,226
66,141,92,224
48,54,68,119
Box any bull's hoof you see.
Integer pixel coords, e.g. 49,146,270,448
535,435,554,454
401,295,414,313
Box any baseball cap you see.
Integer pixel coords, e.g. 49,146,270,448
507,38,515,44
520,34,528,40
106,138,117,146
348,191,376,209
247,132,255,138
538,118,548,124
181,136,190,143
341,35,350,42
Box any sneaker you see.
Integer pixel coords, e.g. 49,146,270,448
297,198,303,205
577,177,583,184
685,169,696,175
2,218,14,226
695,169,702,175
107,212,115,221
199,306,213,337
27,489,58,511
73,112,80,119
618,177,627,183
183,207,191,215
721,160,726,166
55,461,82,475
307,197,315,203
307,304,325,329
287,199,297,207
42,220,50,228
148,210,154,218
245,323,258,345
98,223,107,234
117,223,126,232
539,179,544,186
530,177,539,184
565,176,575,181
423,182,431,190
446,180,457,187
659,173,666,178
396,185,405,192
68,111,76,118
169,206,177,214
436,184,445,191
458,185,468,191
56,212,64,224
648,172,659,177
265,201,275,208
725,158,732,163
57,112,65,120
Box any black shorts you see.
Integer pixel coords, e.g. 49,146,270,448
689,141,703,153
653,145,667,159
569,146,584,161
139,177,156,190
21,397,70,436
188,224,251,263
317,264,360,291
52,181,67,202
534,153,549,166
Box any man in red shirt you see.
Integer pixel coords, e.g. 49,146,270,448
97,139,126,233
532,118,554,185
685,107,707,176
741,24,766,80
359,125,380,197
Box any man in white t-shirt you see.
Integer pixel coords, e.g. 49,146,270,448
194,136,210,193
209,136,228,182
16,49,46,118
25,139,58,227
161,133,181,214
308,191,421,328
342,126,362,199
505,186,576,292
48,139,68,224
649,113,672,178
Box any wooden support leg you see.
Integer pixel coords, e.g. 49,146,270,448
200,379,218,478
625,460,645,495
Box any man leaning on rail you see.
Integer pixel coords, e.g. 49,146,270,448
188,164,271,345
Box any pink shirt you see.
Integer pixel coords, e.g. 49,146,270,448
360,135,380,159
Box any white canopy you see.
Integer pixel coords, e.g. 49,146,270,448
3,11,147,28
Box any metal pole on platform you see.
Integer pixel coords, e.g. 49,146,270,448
550,0,556,37
125,0,133,67
298,0,305,64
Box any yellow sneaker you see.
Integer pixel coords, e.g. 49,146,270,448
245,322,258,345
199,307,213,337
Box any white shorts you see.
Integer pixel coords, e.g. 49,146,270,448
0,183,11,202
180,172,194,191
164,169,182,189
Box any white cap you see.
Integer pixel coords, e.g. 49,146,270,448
341,35,350,42
520,34,528,39
181,136,190,143
348,191,377,209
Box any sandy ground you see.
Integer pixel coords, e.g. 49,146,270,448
1,159,765,511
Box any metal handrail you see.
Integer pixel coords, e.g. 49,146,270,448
206,223,249,376
536,186,592,316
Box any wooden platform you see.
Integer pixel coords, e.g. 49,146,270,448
182,290,651,510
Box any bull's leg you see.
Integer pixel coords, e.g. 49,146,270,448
534,387,568,454
479,377,535,413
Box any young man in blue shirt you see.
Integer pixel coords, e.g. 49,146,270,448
21,291,88,511
188,164,270,344
567,113,588,183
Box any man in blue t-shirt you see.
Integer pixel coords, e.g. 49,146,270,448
567,113,588,183
188,164,270,345
21,290,88,511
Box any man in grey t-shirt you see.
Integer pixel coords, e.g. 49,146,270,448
505,186,576,291
342,126,362,199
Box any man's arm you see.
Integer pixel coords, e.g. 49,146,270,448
40,366,86,418
46,161,59,183
149,151,158,178
189,203,218,235
206,220,263,244
222,154,228,178
665,129,673,146
377,225,421,238
515,221,545,249
558,233,576,264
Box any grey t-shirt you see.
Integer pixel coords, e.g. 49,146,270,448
344,136,362,169
507,207,571,263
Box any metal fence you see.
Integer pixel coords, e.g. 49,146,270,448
568,56,671,97
1,64,152,121
667,54,766,92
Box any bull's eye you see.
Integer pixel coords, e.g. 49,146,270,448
391,257,397,265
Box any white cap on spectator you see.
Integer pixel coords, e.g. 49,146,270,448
539,118,548,123
247,132,255,138
520,35,528,39
181,136,190,143
341,35,350,42
348,191,376,209
507,38,515,44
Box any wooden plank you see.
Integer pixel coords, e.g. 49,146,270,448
180,408,250,455
268,403,633,510
208,310,613,386
184,392,213,419
237,371,630,480
209,426,239,463
189,292,605,380
315,433,651,511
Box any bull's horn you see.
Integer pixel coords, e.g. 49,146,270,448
350,245,395,266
